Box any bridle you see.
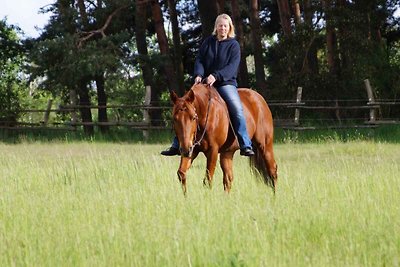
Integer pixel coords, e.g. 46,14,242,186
183,90,212,156
192,92,212,147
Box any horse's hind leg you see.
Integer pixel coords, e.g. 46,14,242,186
220,152,234,192
264,141,278,189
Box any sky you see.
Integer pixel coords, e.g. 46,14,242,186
0,1,399,39
0,0,54,38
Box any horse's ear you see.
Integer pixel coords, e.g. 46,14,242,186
187,89,195,104
170,90,178,104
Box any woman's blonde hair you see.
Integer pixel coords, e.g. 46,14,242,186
212,13,235,38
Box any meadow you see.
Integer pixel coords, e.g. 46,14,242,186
0,136,399,266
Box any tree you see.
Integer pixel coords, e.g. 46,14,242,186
167,0,185,94
231,0,249,87
28,0,134,134
323,0,338,75
276,0,292,37
7,0,398,130
0,19,24,125
135,1,153,90
197,0,219,37
249,0,267,92
150,0,179,93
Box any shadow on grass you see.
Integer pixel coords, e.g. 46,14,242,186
1,125,400,144
0,128,175,144
274,125,400,143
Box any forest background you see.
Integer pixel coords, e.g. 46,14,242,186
1,0,400,135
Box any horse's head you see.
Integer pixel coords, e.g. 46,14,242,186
170,90,198,157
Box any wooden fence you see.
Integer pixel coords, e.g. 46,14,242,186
278,79,400,130
1,80,399,134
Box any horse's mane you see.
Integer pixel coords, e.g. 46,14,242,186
189,84,225,107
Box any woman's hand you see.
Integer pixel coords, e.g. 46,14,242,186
194,76,202,84
205,74,216,87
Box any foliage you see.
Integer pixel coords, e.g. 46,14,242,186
105,72,146,122
266,2,399,99
264,1,400,122
26,1,135,103
0,19,26,124
1,0,400,132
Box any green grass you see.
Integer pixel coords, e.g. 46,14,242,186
0,140,399,266
1,124,400,144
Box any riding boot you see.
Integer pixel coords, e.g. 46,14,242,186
161,136,180,156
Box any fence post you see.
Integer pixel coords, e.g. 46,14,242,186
335,99,342,125
70,90,78,128
143,85,151,139
42,99,53,125
364,79,376,123
294,87,303,125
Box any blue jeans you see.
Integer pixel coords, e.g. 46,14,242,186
171,85,252,149
217,85,252,149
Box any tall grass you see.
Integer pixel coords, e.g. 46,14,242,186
1,124,400,144
0,141,399,266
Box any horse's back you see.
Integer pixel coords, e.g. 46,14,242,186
238,88,273,133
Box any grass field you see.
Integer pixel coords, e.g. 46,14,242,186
0,139,399,266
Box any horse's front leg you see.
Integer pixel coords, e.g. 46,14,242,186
203,148,218,189
177,151,199,195
220,152,234,192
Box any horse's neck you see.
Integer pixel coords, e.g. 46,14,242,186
193,85,228,125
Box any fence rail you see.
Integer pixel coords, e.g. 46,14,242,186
1,79,399,134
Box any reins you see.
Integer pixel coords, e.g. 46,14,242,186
184,84,214,155
190,84,237,151
191,89,212,149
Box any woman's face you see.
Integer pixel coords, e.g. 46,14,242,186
216,18,230,40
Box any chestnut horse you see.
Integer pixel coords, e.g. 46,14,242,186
170,83,277,194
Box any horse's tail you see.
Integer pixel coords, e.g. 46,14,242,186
249,142,278,190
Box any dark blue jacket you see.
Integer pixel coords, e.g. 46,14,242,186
194,35,240,87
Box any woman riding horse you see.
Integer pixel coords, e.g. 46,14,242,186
161,13,255,157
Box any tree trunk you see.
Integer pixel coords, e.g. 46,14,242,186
323,0,337,75
151,0,179,92
96,74,109,133
77,0,110,133
58,0,76,34
231,0,249,87
77,0,89,27
197,0,219,37
302,1,318,74
337,0,348,71
135,1,153,87
77,79,94,135
59,0,93,134
292,0,301,25
277,0,292,36
217,0,225,13
304,0,312,25
135,1,163,126
249,0,267,92
167,0,185,95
